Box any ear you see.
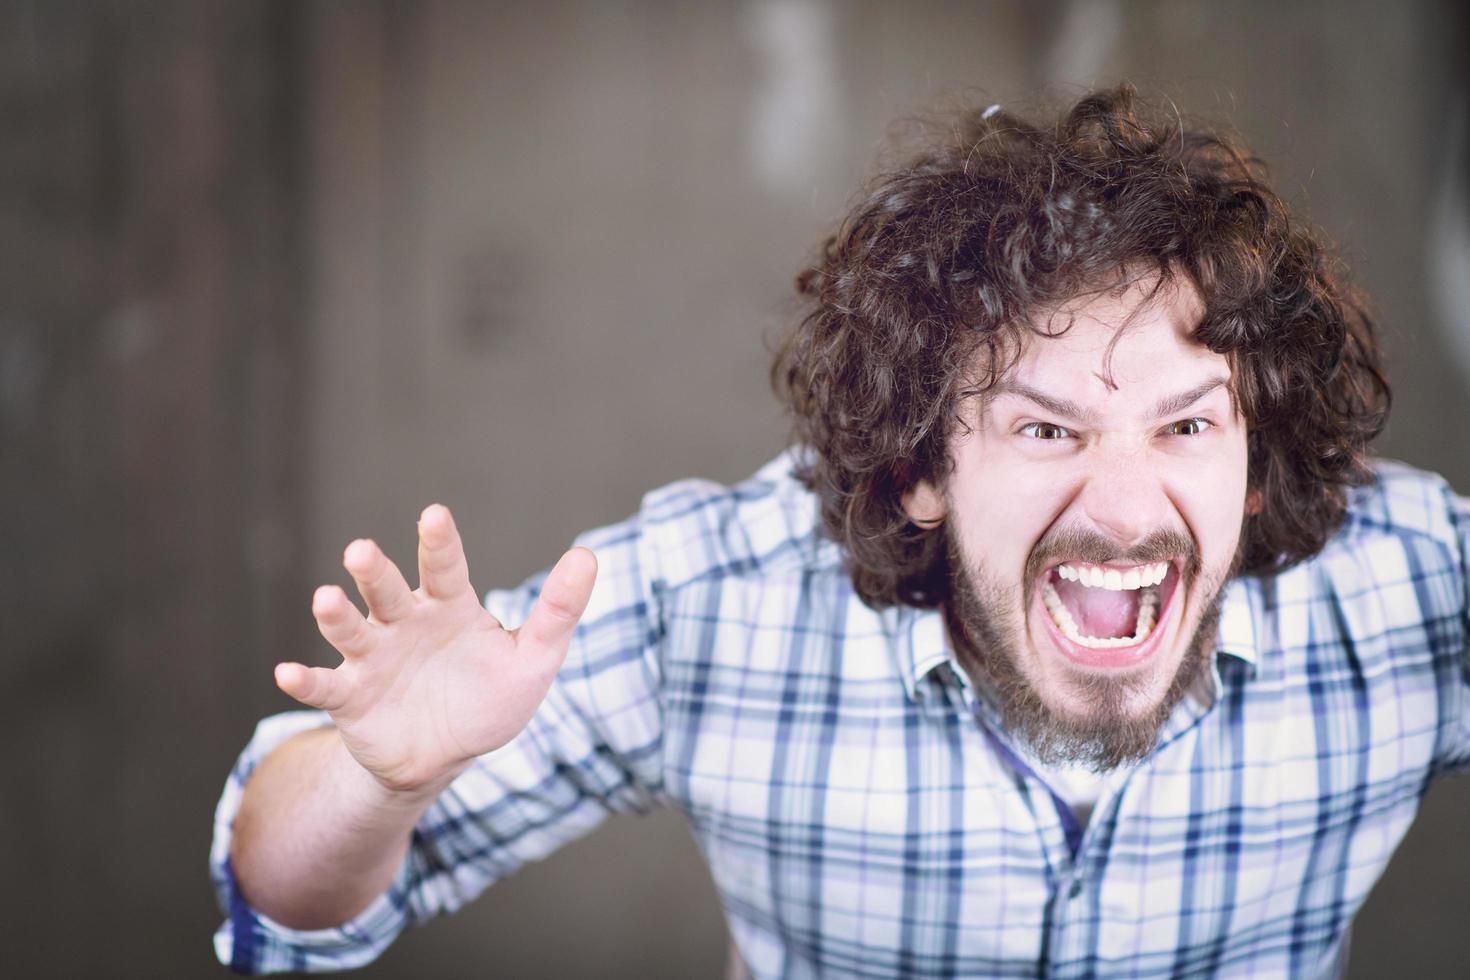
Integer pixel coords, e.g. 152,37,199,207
902,480,947,527
1245,488,1263,516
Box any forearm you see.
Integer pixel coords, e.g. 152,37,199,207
228,726,445,930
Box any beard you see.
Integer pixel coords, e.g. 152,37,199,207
943,524,1233,773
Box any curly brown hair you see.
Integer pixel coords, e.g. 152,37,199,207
771,84,1390,610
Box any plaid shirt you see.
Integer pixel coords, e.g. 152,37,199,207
212,452,1470,977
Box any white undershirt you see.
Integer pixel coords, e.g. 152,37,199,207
1023,754,1117,828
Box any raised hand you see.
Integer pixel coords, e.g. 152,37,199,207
274,505,597,797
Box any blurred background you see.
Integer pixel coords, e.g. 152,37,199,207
2,0,1467,977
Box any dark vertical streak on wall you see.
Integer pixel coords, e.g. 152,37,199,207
0,1,309,974
1017,0,1073,95
378,1,429,424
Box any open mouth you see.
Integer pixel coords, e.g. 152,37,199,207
1038,559,1182,658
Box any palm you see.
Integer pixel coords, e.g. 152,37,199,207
275,506,597,795
331,597,535,792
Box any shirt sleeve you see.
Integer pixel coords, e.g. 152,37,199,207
1451,486,1470,764
210,513,666,974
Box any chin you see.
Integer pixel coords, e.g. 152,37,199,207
946,523,1237,771
1026,584,1225,771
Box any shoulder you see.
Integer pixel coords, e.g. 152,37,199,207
632,448,844,593
1301,460,1467,619
1331,460,1465,557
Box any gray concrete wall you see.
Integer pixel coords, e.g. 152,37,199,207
2,1,1466,976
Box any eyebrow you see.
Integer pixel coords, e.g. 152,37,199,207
989,382,1098,424
1147,377,1230,421
989,376,1231,425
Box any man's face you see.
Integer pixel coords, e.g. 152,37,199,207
904,276,1250,769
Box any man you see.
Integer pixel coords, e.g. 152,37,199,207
213,86,1467,977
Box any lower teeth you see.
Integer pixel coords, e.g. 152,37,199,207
1042,583,1158,649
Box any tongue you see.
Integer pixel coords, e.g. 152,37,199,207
1053,578,1140,639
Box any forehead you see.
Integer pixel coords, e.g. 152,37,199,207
996,276,1227,405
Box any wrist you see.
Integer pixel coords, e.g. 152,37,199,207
323,730,464,816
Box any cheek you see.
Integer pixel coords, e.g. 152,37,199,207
1180,438,1251,565
949,456,1070,577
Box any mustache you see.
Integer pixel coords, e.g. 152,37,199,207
1023,526,1200,598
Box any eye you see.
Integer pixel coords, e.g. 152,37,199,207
1019,422,1073,440
1166,417,1212,436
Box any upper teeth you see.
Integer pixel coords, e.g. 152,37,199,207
1055,561,1169,590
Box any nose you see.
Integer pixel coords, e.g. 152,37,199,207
1075,444,1176,549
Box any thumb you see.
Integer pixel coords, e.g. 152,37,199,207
517,547,598,657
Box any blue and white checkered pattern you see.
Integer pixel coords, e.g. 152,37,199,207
212,452,1470,977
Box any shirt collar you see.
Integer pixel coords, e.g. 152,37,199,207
894,574,1262,703
891,605,955,703
1214,575,1260,675
893,608,952,702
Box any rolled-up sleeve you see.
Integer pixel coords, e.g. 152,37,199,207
1453,487,1470,762
211,513,666,973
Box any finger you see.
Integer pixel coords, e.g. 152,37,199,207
417,504,473,600
518,547,598,657
274,662,351,713
312,585,375,659
344,538,415,622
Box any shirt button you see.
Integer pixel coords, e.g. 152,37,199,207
1068,880,1083,899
